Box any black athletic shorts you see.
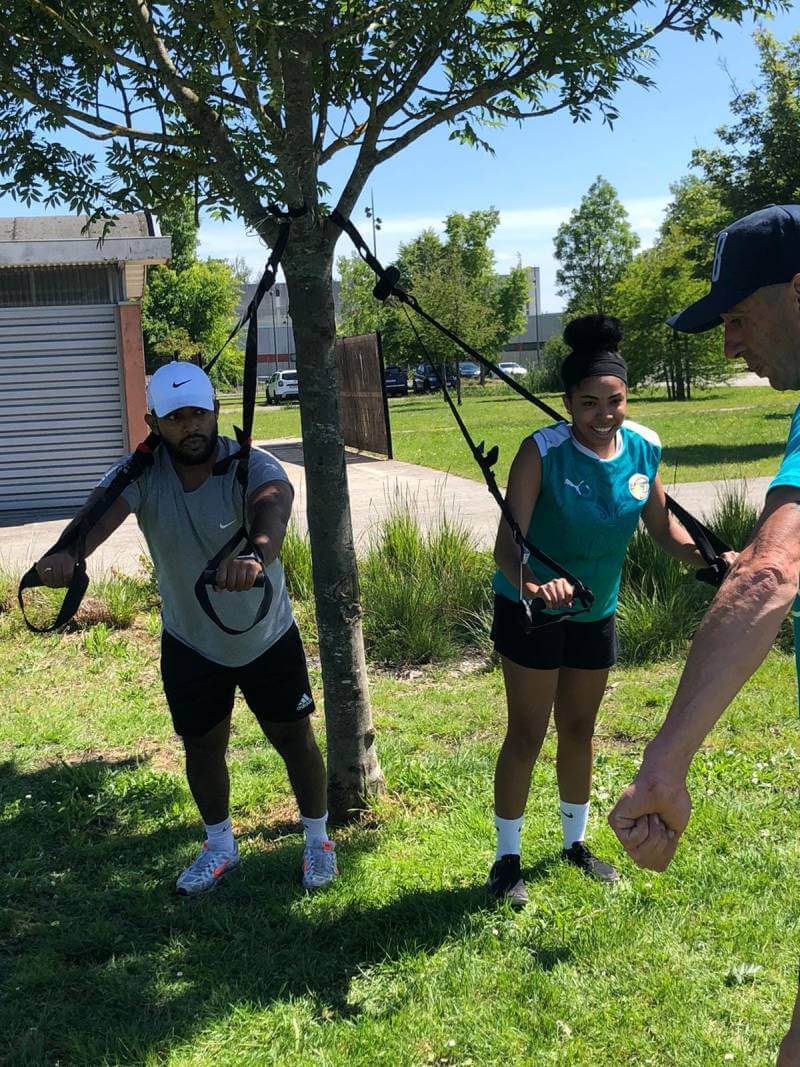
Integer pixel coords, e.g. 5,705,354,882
160,623,316,737
490,593,618,671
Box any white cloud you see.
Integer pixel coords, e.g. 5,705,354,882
196,192,672,310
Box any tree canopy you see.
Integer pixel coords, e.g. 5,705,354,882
692,30,800,223
611,180,730,398
554,176,639,316
141,197,245,385
338,208,528,369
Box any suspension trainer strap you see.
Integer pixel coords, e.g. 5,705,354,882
197,202,307,635
18,433,161,632
332,209,733,595
400,307,593,629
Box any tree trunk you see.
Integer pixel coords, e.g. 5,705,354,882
283,231,385,822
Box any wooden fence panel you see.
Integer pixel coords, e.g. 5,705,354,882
335,332,392,458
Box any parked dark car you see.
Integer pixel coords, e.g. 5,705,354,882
458,361,480,380
384,363,408,397
412,363,457,393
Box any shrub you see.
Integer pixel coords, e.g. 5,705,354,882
359,492,493,664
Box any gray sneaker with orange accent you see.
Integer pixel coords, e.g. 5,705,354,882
302,840,338,890
176,841,241,896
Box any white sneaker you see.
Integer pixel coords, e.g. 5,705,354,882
302,840,338,890
176,841,240,896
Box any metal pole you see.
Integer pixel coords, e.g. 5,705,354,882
270,288,278,370
534,269,541,367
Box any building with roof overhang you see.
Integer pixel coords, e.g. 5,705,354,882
0,213,170,522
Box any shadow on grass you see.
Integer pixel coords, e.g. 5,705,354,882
0,756,526,1064
661,441,786,468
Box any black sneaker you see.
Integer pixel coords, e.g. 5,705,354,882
562,841,619,883
487,854,529,907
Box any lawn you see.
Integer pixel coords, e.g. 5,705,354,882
2,610,799,1065
218,384,799,487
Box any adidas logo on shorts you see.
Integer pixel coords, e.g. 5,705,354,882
296,692,313,712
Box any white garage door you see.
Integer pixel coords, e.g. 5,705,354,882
0,305,126,521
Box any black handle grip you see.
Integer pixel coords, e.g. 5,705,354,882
201,568,266,588
695,557,730,588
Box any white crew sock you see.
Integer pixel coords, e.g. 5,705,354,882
495,814,523,860
204,815,235,855
560,800,589,849
301,812,330,847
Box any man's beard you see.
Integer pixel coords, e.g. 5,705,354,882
162,427,219,465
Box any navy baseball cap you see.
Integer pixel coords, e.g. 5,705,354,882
668,205,800,334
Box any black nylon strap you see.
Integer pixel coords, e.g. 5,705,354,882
199,204,305,632
194,531,273,636
400,307,593,629
17,433,161,632
331,209,732,593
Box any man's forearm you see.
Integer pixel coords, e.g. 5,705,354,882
248,489,292,566
646,559,795,773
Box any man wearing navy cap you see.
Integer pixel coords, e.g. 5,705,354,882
607,205,800,1063
36,362,338,897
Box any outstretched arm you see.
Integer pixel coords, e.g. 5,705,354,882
610,486,800,869
36,488,132,587
641,475,731,569
213,479,294,591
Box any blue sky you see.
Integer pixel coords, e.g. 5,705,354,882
197,8,798,310
2,8,797,311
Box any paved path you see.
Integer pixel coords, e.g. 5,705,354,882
0,438,775,577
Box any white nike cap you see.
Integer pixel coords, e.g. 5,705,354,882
147,361,215,417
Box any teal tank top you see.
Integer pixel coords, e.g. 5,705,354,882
493,420,662,622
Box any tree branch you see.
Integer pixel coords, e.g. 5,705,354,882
315,2,394,46
23,0,249,111
210,0,284,139
124,0,281,242
0,66,195,146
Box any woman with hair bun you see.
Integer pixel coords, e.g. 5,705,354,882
487,313,735,904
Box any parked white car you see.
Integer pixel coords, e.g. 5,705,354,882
265,369,299,404
497,360,527,378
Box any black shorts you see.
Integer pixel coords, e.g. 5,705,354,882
160,623,316,737
490,594,618,671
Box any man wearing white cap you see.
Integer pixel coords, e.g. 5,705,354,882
607,205,800,1063
36,362,338,896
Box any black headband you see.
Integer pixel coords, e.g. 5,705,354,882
561,350,628,392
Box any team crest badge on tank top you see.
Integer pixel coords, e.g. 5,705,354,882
628,473,650,501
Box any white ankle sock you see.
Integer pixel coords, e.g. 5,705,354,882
495,815,523,859
560,800,589,849
302,812,330,847
204,816,235,855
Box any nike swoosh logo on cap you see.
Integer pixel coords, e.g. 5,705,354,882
219,520,236,529
172,379,191,388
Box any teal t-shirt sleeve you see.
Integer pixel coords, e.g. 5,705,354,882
769,403,800,493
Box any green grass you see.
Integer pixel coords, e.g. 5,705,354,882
221,384,799,487
2,613,800,1064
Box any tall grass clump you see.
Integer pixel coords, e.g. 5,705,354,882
617,527,709,663
91,572,156,628
618,483,761,664
0,566,16,614
360,494,493,664
706,480,757,550
281,523,313,601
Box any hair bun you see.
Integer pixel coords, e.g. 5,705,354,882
563,314,623,354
